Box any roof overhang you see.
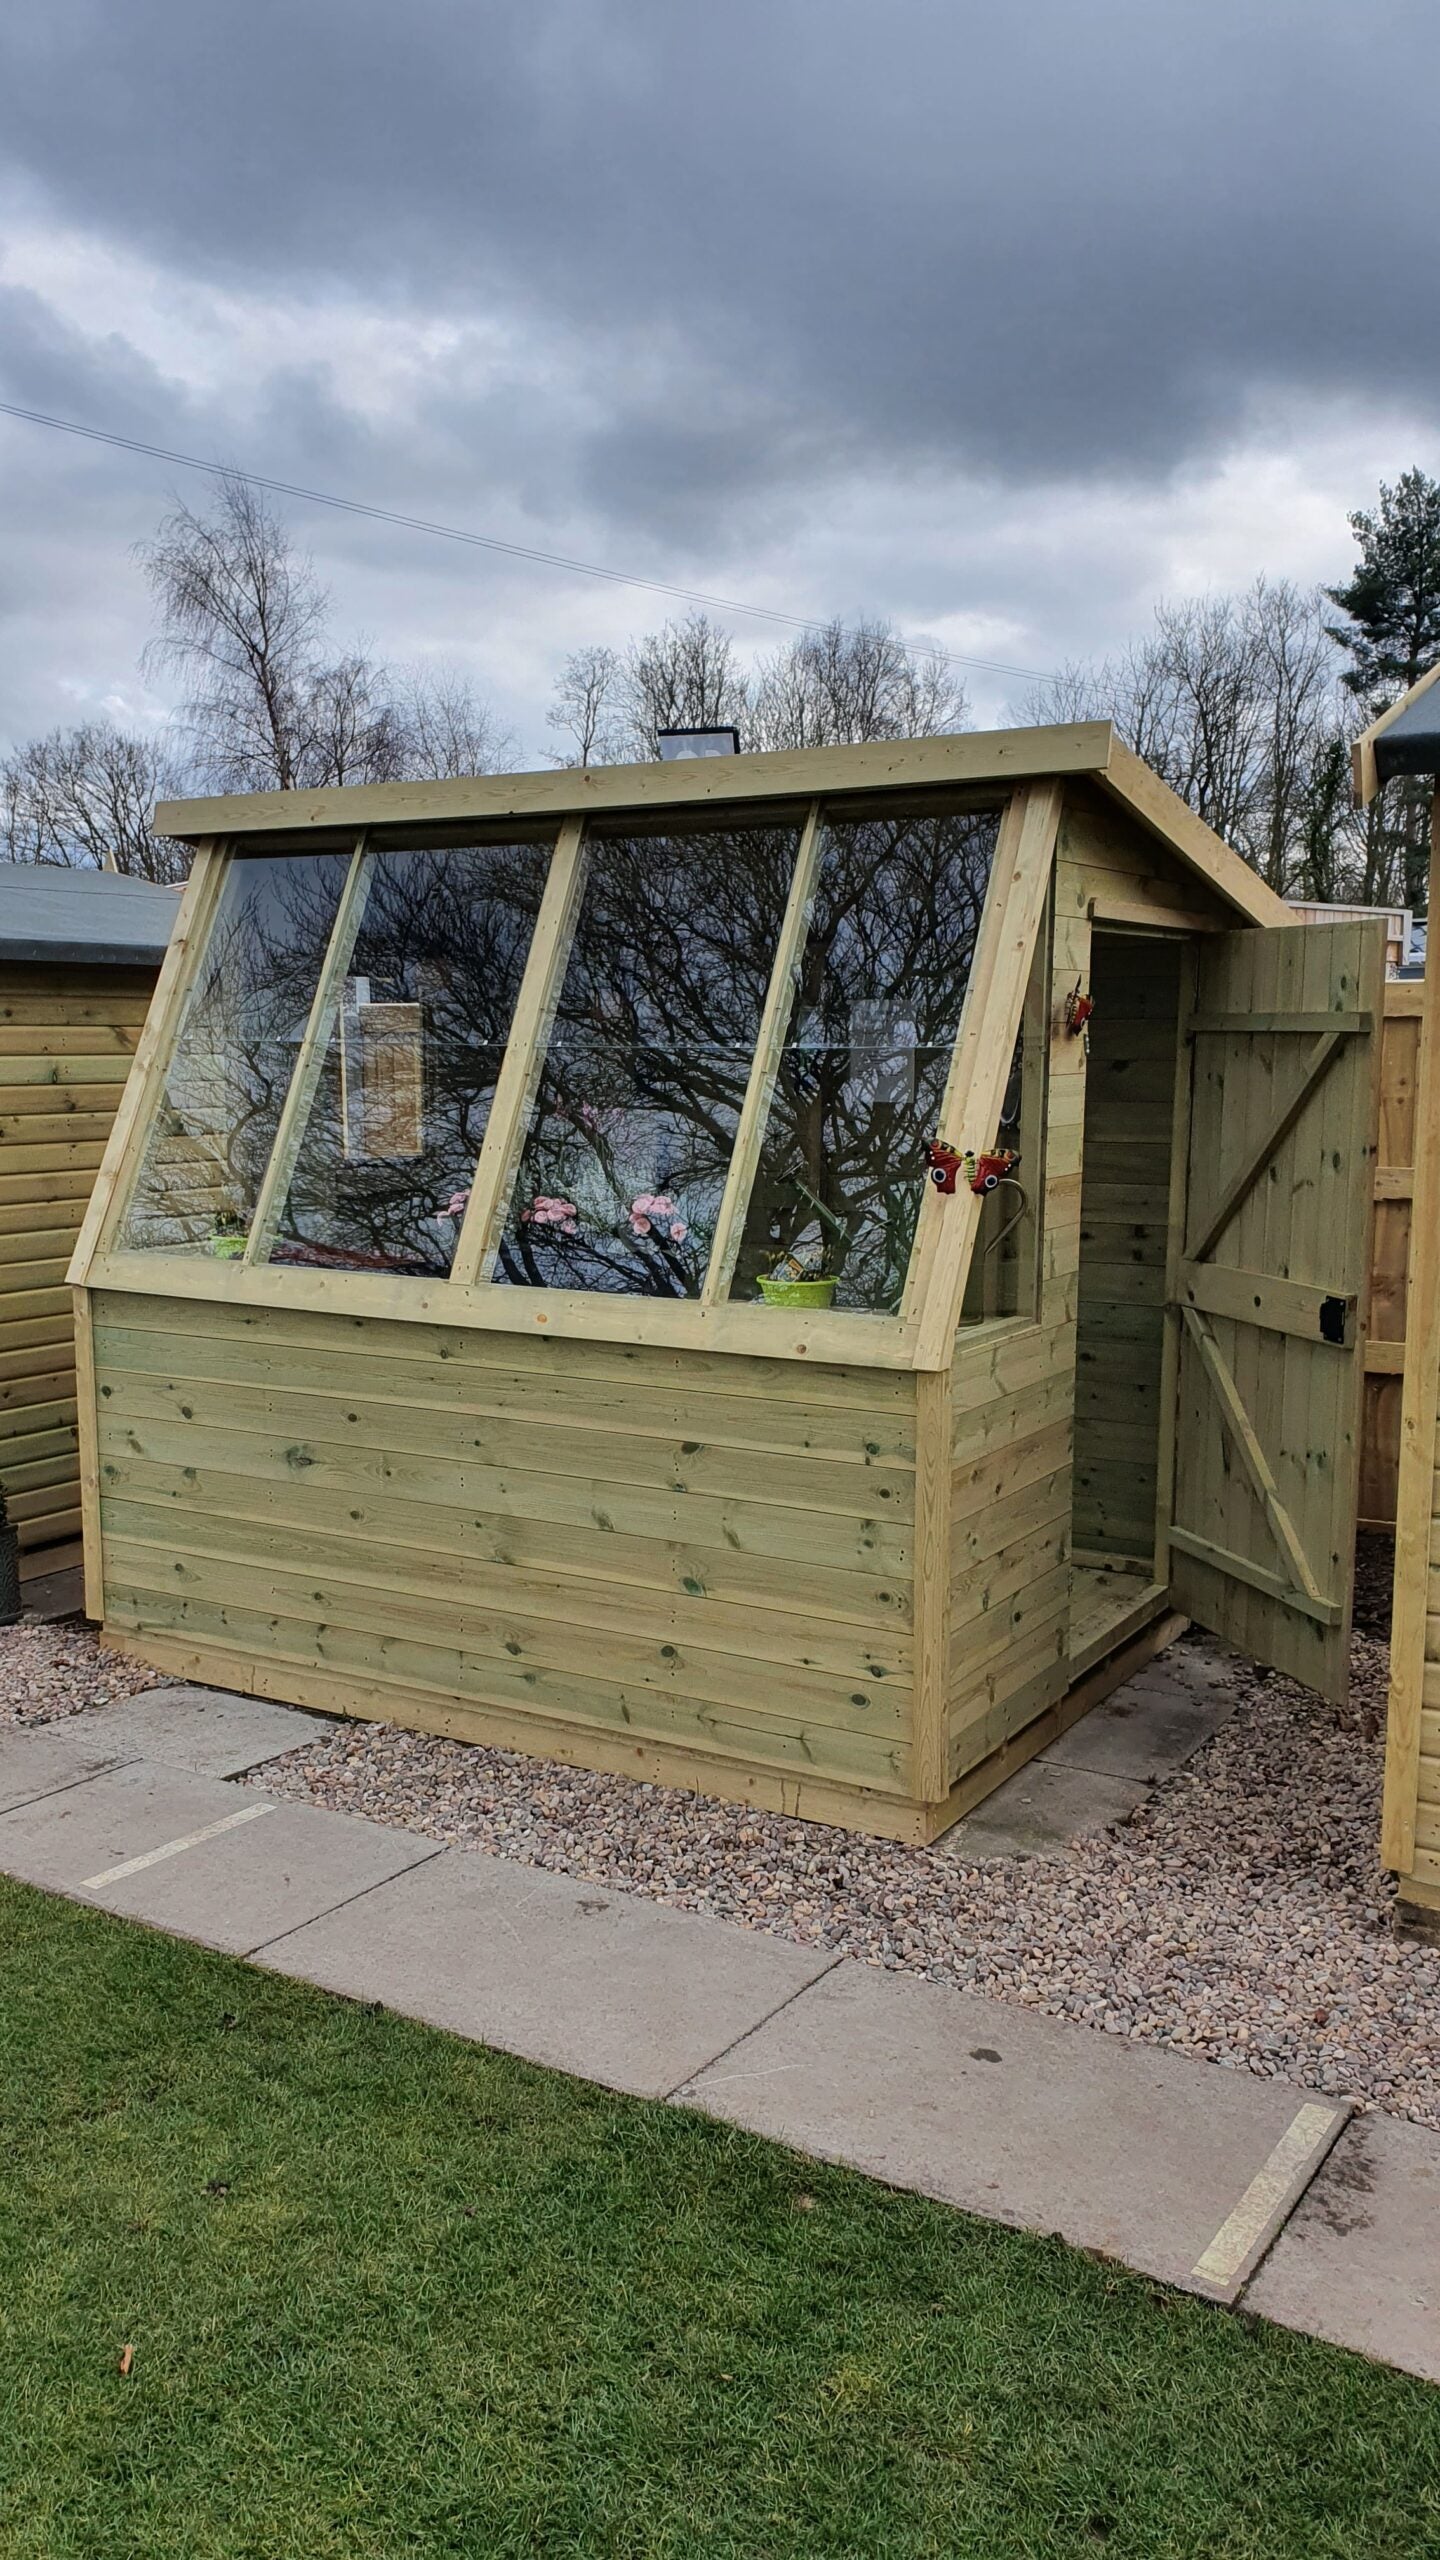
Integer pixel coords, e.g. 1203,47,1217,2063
1352,662,1440,806
0,933,170,966
153,718,1288,929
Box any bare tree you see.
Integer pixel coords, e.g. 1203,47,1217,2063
1,722,187,881
1248,581,1340,892
1022,581,1360,900
139,475,509,793
546,612,968,764
545,645,627,766
618,613,749,758
140,475,330,791
395,664,518,777
751,617,968,750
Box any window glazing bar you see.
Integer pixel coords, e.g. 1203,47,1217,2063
243,831,373,1266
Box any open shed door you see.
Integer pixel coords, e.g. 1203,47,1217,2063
1168,919,1385,1701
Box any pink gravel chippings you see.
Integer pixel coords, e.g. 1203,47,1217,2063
0,1617,165,1729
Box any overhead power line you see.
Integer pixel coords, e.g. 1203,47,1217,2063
0,398,1057,688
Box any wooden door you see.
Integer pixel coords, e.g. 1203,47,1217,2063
1167,920,1385,1700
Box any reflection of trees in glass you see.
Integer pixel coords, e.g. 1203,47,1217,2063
498,823,800,1295
731,808,1000,1311
122,853,349,1251
273,844,551,1275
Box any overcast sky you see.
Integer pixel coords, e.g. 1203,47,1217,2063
1,0,1437,762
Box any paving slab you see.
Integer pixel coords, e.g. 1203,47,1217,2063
1045,1657,1240,1784
75,1684,333,1778
1245,2112,1440,2383
677,1957,1351,2301
0,1719,138,1815
259,1845,839,2101
0,1761,437,1953
948,1760,1146,1860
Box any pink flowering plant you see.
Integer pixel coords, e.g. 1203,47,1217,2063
445,1170,705,1289
628,1192,688,1244
492,1146,712,1293
522,1194,581,1237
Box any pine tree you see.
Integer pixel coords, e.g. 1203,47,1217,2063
1326,469,1440,909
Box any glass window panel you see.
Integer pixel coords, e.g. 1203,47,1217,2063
496,817,802,1295
728,803,1002,1312
264,841,553,1276
119,851,351,1256
960,1026,1032,1322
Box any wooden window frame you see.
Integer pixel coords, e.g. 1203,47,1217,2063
76,776,1063,1372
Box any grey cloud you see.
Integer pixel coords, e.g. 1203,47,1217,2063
2,0,1436,498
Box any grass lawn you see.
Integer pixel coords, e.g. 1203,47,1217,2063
2,1877,1437,2558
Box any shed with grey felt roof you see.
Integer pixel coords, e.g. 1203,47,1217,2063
0,864,179,966
0,862,175,1565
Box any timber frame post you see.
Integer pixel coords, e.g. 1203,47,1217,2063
909,779,1063,1367
1382,792,1440,1906
66,841,227,1286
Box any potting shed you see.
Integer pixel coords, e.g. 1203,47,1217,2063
68,725,1387,1840
1,865,176,1567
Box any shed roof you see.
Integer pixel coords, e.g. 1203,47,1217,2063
1352,662,1440,805
153,721,1292,930
0,863,179,967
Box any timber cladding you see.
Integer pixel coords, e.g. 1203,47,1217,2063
91,1289,930,1834
0,966,151,1553
1072,935,1182,1562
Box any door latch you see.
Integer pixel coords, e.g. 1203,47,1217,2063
1318,1295,1349,1346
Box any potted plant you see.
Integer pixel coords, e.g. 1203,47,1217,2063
208,1210,249,1260
755,1249,839,1309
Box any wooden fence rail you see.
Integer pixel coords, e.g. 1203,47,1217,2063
1360,980,1422,1531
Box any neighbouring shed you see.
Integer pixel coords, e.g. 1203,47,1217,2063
1,866,176,1564
1353,666,1440,1938
69,727,1387,1839
1287,898,1412,977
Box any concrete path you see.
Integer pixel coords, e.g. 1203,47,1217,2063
1246,2110,1440,2384
0,1679,1434,2384
948,1641,1240,1858
677,1957,1351,2301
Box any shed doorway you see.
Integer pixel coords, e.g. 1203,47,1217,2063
1070,929,1185,1672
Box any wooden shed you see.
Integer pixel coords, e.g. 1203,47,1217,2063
1353,666,1440,1937
68,726,1387,1840
1,866,176,1569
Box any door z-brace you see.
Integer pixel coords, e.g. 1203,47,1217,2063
1172,1305,1342,1626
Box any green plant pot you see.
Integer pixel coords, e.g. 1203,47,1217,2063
755,1274,838,1308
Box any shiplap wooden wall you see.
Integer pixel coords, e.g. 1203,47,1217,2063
1072,937,1182,1563
91,1290,932,1834
0,966,152,1553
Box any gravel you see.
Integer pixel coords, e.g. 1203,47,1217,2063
0,1613,166,1729
5,1538,1436,2129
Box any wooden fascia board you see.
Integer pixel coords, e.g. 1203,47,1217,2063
1093,739,1293,929
152,723,1116,842
1351,659,1440,807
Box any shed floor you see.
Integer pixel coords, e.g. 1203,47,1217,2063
1069,1562,1168,1680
